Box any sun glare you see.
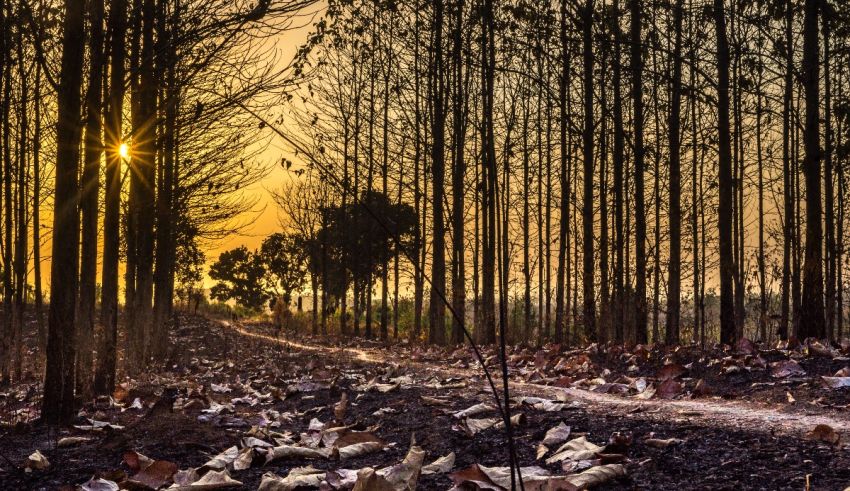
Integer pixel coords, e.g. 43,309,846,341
119,143,129,159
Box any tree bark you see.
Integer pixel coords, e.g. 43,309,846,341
42,0,86,424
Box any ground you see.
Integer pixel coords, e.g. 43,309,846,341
1,315,849,490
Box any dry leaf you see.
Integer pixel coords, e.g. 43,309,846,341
257,467,325,491
821,376,850,389
560,463,626,490
806,424,840,445
656,378,683,399
129,459,178,489
545,436,604,464
422,452,455,475
770,360,806,378
542,422,572,446
57,436,91,447
203,446,239,470
80,477,120,491
452,403,495,419
26,450,49,471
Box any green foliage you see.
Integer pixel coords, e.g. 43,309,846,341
260,233,307,303
209,246,269,312
318,190,417,292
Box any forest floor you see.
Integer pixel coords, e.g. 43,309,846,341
1,314,850,490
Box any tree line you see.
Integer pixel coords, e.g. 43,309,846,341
0,0,316,424
273,0,850,349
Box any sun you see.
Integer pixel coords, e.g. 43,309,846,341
119,143,129,159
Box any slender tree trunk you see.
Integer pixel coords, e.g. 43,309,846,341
631,0,647,344
77,0,105,399
43,0,86,424
756,44,767,342
554,0,569,344
665,0,684,345
715,0,736,345
581,0,596,341
33,62,45,352
779,0,793,340
823,8,835,341
429,0,447,345
799,0,824,339
612,0,625,343
153,0,180,359
450,0,466,345
95,0,126,396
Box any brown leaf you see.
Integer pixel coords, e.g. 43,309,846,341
735,337,757,355
692,379,713,397
655,379,683,399
770,359,806,378
657,363,687,381
806,424,840,445
821,377,850,389
129,460,178,490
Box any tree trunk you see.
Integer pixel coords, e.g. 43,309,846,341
76,0,105,399
799,0,824,339
665,0,684,345
631,0,647,344
581,0,596,341
715,0,735,345
42,0,86,424
95,0,126,396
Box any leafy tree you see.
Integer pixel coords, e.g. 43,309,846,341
260,232,307,303
318,190,417,300
175,236,206,310
209,246,269,312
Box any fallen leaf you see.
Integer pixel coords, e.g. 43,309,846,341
80,477,120,491
542,422,572,446
352,467,394,491
203,446,239,471
560,463,627,490
129,459,178,489
375,444,425,490
172,469,242,489
545,436,604,464
806,424,840,445
656,378,683,399
657,363,688,380
821,376,850,389
58,436,92,447
233,447,254,471
422,452,455,475
449,464,551,490
26,450,49,471
770,360,806,378
454,417,500,437
452,403,495,419
258,467,325,491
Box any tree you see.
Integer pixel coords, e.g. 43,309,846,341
799,0,825,339
43,0,86,424
209,246,270,312
260,232,307,304
715,0,736,345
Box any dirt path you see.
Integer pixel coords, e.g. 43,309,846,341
221,320,850,440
